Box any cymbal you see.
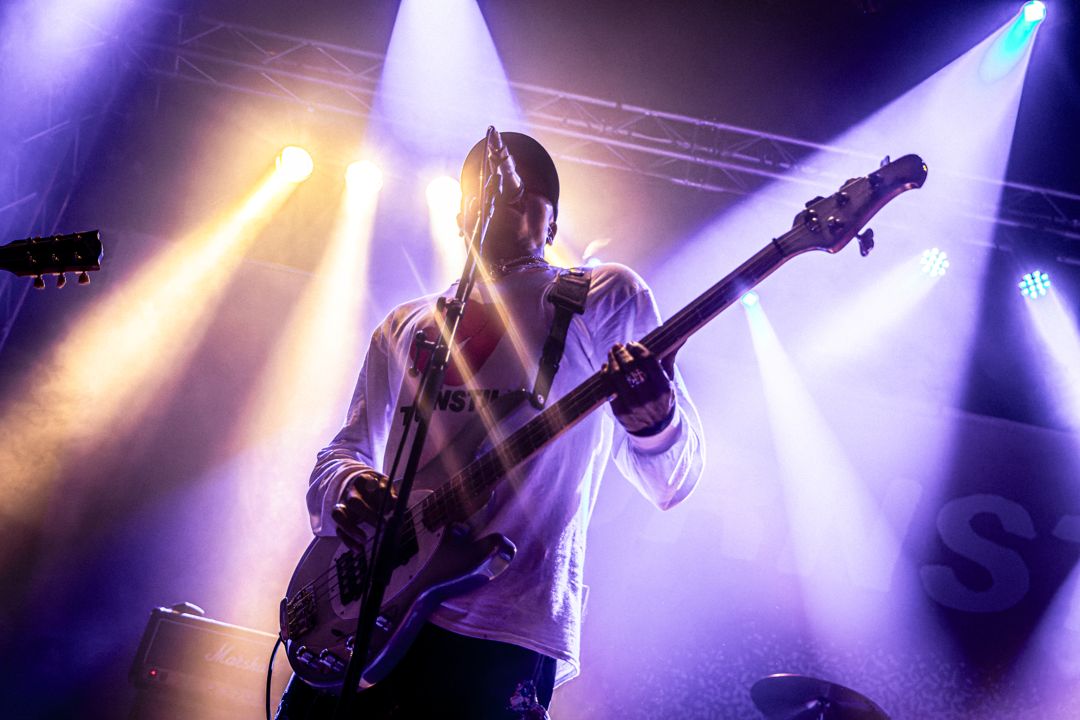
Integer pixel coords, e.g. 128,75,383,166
750,674,890,720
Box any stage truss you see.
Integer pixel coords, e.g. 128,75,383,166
118,9,1079,243
4,8,1080,350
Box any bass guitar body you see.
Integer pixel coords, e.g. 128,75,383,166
282,390,530,692
280,495,515,690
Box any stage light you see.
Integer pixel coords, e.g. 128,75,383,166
426,175,461,211
1019,270,1051,299
920,248,950,277
0,167,299,549
741,291,760,307
375,0,522,157
981,2,1045,82
346,160,383,194
426,175,465,284
215,175,383,621
426,175,462,247
1023,1,1047,23
577,237,607,270
744,302,919,641
275,146,313,183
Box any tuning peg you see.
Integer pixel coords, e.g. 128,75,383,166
32,275,45,289
857,228,875,257
77,271,90,285
56,273,67,289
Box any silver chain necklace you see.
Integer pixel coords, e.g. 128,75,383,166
485,255,550,278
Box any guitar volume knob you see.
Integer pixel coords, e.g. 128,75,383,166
857,228,875,257
295,646,318,667
318,650,346,673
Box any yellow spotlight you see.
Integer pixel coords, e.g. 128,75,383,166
544,243,577,269
216,179,384,622
546,214,583,269
427,175,465,285
0,168,299,568
346,160,384,193
276,146,314,183
426,175,461,212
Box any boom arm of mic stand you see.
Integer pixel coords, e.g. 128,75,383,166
331,135,500,718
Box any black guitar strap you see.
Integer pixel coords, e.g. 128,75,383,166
531,267,592,410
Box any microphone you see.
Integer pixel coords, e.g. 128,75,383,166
486,126,525,202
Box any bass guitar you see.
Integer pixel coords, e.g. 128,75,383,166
280,154,929,691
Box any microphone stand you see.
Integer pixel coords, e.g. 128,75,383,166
332,129,502,718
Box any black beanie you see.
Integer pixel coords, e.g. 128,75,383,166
460,132,560,219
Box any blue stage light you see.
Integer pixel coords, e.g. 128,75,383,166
1023,1,1047,23
741,291,759,308
920,248,950,277
980,3,1045,83
1019,270,1051,299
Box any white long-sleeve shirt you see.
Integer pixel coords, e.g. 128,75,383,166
307,262,705,684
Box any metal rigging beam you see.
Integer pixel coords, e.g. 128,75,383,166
112,8,1080,245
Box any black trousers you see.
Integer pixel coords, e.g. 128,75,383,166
275,623,556,719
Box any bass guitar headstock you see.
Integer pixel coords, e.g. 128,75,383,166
0,230,103,288
782,154,928,257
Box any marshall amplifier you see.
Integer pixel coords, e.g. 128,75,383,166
129,603,290,720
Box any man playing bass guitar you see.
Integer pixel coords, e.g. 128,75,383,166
277,130,706,719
